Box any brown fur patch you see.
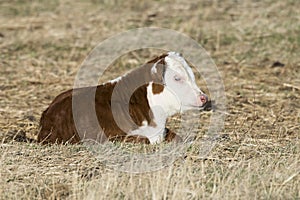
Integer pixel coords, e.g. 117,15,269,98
152,83,164,94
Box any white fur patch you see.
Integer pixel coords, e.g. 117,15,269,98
165,52,200,94
147,82,181,117
166,52,196,82
127,82,176,144
128,124,165,144
109,76,122,83
161,52,205,111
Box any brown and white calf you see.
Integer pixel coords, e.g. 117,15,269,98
38,52,208,144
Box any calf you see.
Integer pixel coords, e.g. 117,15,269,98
38,52,208,144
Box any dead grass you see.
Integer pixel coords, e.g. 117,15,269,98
0,0,299,199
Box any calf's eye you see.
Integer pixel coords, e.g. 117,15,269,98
174,76,181,81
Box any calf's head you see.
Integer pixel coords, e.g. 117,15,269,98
149,52,208,116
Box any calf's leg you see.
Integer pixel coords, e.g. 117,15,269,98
164,128,183,143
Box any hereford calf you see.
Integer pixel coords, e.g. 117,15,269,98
38,52,208,144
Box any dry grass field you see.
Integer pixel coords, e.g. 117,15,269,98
0,0,299,199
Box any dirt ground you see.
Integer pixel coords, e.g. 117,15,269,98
0,0,299,199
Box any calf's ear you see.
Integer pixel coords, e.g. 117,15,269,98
146,54,168,84
150,58,166,85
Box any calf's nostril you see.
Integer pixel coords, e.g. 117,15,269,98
200,94,208,104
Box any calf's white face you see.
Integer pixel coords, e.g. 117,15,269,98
149,52,208,117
